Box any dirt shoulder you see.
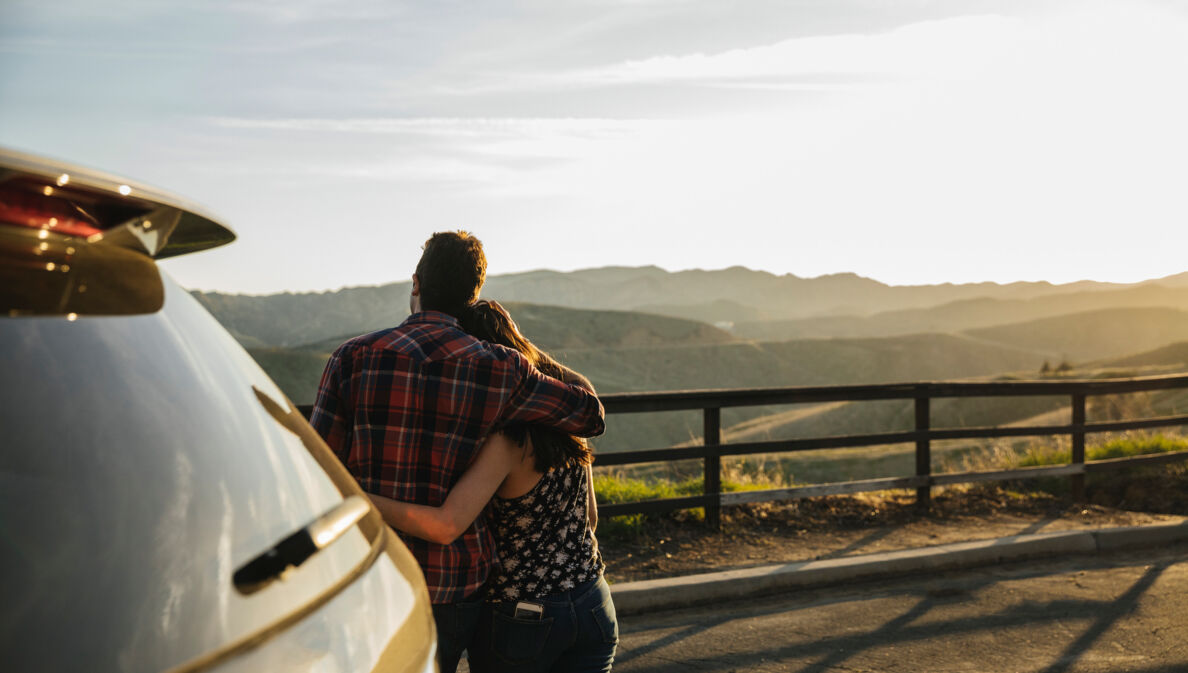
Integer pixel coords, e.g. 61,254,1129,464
600,488,1186,584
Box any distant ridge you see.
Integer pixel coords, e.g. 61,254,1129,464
289,302,737,354
1102,341,1188,369
192,265,1170,348
734,284,1188,341
963,307,1188,362
485,266,1131,322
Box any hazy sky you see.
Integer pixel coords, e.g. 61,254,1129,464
3,0,1187,294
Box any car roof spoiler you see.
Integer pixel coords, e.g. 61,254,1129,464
0,147,235,259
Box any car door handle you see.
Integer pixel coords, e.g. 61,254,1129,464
233,495,370,595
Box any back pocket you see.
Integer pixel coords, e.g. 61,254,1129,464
592,600,619,645
490,611,555,666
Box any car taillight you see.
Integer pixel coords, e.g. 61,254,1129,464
0,182,103,237
0,178,166,318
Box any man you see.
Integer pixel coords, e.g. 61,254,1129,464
310,231,605,672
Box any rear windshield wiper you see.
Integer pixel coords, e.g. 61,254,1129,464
233,495,370,595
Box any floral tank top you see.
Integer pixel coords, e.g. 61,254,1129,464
485,462,604,601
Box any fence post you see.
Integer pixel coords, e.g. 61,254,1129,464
1071,393,1086,502
704,406,722,530
915,395,931,510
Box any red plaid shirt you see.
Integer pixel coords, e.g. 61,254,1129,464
310,311,605,604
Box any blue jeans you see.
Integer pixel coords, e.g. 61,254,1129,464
432,597,483,673
468,576,619,673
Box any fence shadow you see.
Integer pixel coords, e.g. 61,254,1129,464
615,558,1173,673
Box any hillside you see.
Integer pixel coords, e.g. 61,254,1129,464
733,284,1188,341
963,307,1188,362
292,302,737,354
1104,342,1188,369
554,334,1042,396
192,265,1173,348
194,283,411,348
635,298,766,324
485,267,1128,322
560,334,1046,451
719,392,1072,447
247,348,331,403
495,302,736,351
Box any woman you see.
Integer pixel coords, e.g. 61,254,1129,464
368,299,617,673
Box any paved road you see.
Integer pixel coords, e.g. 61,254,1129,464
613,543,1188,673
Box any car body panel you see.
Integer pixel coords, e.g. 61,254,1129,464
0,150,436,672
193,535,436,673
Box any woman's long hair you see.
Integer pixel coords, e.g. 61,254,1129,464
459,300,593,472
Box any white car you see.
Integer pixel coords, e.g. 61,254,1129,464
0,148,437,672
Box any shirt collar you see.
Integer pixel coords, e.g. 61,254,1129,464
405,310,461,327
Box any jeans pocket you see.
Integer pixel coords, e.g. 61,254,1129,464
591,596,619,645
489,610,555,666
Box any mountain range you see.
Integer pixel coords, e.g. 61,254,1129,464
191,266,1188,452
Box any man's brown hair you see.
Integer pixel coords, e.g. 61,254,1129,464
415,231,487,316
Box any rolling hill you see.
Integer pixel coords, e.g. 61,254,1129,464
193,265,1184,349
484,266,1131,322
962,307,1188,362
291,302,738,354
1104,342,1188,369
733,284,1188,341
194,283,411,348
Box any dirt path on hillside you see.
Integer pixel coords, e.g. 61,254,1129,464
600,489,1185,583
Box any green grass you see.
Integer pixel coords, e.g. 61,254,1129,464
970,433,1188,499
594,472,778,504
1014,434,1188,468
593,473,773,540
594,474,705,503
592,432,1188,541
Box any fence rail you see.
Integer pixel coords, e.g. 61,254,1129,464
594,374,1188,527
298,373,1188,529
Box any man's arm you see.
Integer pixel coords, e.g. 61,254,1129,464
500,352,605,438
309,344,354,464
367,433,522,544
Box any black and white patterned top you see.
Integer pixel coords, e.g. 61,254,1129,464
486,462,604,601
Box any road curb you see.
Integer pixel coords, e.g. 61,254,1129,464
610,522,1188,616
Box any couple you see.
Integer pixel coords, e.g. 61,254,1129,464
310,231,616,673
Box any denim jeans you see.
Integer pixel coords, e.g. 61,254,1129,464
468,576,619,673
432,596,483,673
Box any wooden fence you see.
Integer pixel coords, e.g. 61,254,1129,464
592,374,1188,527
298,374,1188,529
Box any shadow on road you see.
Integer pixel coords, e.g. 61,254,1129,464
1038,563,1166,673
815,525,897,560
1019,513,1062,536
616,559,1171,673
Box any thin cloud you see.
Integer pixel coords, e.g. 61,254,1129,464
421,14,1020,99
560,15,1018,87
196,116,664,196
203,116,662,138
209,0,410,24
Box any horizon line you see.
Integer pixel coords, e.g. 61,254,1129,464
176,263,1182,297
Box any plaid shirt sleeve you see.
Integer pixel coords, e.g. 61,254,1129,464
309,343,354,465
499,352,606,437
